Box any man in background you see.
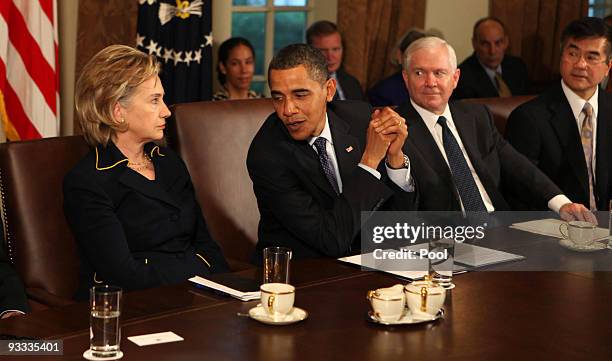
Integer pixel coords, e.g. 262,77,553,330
506,17,612,211
306,20,364,101
453,17,529,99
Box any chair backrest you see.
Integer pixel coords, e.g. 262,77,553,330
462,95,535,135
0,136,90,305
166,99,274,262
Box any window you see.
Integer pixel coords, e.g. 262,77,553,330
588,0,612,17
230,0,313,94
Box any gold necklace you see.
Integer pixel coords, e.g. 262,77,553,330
127,153,152,171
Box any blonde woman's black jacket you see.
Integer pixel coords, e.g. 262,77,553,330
64,141,229,300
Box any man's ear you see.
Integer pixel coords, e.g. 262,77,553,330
325,78,337,102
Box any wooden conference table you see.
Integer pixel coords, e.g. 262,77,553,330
1,229,612,360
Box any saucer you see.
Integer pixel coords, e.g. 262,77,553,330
248,305,308,325
559,239,607,253
367,308,444,325
83,350,123,360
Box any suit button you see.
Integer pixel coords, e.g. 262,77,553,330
170,214,179,221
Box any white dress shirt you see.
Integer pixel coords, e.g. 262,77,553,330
410,100,495,212
309,114,414,193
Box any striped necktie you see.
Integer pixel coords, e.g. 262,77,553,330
581,102,597,210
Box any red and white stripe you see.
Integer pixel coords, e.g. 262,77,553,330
0,0,59,141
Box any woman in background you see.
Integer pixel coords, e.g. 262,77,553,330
64,45,229,299
213,37,262,100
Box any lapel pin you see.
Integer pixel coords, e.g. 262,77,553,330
345,146,353,153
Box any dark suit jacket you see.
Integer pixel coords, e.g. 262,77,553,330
335,68,365,101
247,101,416,260
0,241,29,314
64,142,229,299
367,71,410,107
396,101,562,211
453,53,529,100
505,84,612,210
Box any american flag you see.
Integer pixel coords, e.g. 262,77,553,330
0,0,59,141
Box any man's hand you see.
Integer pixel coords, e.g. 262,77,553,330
559,203,598,225
361,109,395,169
371,107,409,168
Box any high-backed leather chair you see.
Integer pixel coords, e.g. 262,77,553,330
0,136,90,307
166,99,274,264
462,95,535,136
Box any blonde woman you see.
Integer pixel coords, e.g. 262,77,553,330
64,45,229,299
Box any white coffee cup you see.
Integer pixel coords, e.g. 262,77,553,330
559,221,596,246
260,283,295,317
405,280,445,318
366,284,406,322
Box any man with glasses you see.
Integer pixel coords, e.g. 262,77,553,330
506,17,612,211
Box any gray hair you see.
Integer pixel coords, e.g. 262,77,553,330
402,36,457,72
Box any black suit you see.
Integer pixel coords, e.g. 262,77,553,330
64,142,229,300
453,53,529,100
335,68,364,101
396,101,562,211
506,84,612,210
247,101,416,260
0,241,29,314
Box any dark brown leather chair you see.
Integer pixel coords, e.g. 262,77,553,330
0,136,90,308
462,95,535,136
166,99,274,265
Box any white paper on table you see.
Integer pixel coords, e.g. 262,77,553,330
188,276,260,301
510,218,609,240
453,243,524,267
128,331,184,346
339,244,467,281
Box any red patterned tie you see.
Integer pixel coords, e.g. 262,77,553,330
581,102,596,210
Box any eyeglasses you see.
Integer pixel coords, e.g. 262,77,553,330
563,48,610,66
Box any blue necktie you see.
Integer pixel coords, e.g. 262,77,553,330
313,137,340,195
438,116,487,212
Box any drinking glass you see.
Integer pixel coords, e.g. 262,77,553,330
263,247,292,284
428,238,455,289
608,200,612,249
88,285,122,358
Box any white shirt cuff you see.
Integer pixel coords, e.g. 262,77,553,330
358,163,381,180
385,161,415,192
548,194,573,213
1,309,25,318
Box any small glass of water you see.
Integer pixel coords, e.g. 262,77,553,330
85,285,122,360
608,200,612,249
428,238,455,289
263,247,292,284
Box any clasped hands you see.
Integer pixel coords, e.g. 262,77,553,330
360,107,408,169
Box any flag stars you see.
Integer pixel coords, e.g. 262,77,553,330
162,48,173,63
136,33,145,48
146,39,162,57
173,50,183,65
193,49,202,64
184,51,193,66
204,32,213,47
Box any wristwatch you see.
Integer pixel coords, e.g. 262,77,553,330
386,154,409,170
